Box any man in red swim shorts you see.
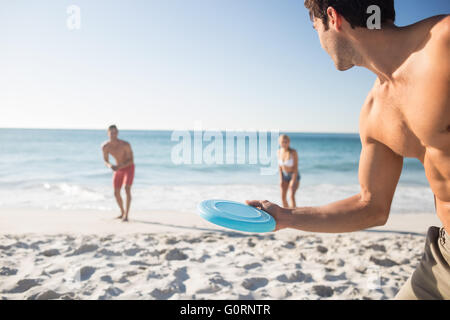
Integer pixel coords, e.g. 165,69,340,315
102,125,135,222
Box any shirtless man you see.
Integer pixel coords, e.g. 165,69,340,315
248,0,449,299
102,125,135,222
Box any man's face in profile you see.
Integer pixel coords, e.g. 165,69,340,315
108,128,118,140
311,14,355,71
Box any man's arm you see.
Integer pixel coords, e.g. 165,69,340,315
289,150,299,187
248,138,403,233
102,143,114,169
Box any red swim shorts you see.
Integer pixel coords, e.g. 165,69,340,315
113,164,135,189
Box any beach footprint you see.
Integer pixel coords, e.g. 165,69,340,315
276,270,311,283
312,285,334,298
41,249,60,257
79,266,96,281
99,287,123,300
5,279,41,294
68,244,98,256
165,248,188,261
195,274,232,295
323,272,347,282
29,290,62,300
370,255,399,267
0,266,18,276
124,247,143,257
241,277,268,291
100,275,113,284
243,262,262,270
150,267,189,300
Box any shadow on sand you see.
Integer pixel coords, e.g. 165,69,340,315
131,219,427,237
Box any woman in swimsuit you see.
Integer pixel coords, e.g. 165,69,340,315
278,134,301,208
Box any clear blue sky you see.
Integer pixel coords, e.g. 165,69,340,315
1,0,448,133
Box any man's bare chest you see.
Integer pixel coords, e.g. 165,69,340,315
366,44,449,158
368,86,429,159
108,145,127,160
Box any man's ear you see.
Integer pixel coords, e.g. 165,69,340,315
326,6,342,31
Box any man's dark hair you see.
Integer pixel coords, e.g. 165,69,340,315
108,124,118,131
304,0,395,29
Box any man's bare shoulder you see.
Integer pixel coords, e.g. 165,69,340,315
117,140,132,151
120,140,131,147
359,85,377,142
358,85,395,147
425,14,450,38
412,15,449,58
419,15,450,135
101,141,110,150
426,15,450,64
411,14,449,34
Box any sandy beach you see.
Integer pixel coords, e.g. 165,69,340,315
0,209,442,300
2,0,449,304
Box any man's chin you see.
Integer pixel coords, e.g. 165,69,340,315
335,63,354,71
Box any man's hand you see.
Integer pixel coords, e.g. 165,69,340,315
246,200,291,231
111,165,118,171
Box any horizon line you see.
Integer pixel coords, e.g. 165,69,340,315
0,126,360,135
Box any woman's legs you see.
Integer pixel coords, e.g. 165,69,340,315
289,179,299,208
280,180,289,208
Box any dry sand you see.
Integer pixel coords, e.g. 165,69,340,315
0,209,443,300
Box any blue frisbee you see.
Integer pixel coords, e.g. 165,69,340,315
197,200,276,233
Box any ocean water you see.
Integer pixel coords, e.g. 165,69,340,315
0,128,435,214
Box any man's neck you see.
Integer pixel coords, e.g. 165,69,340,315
351,24,419,83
